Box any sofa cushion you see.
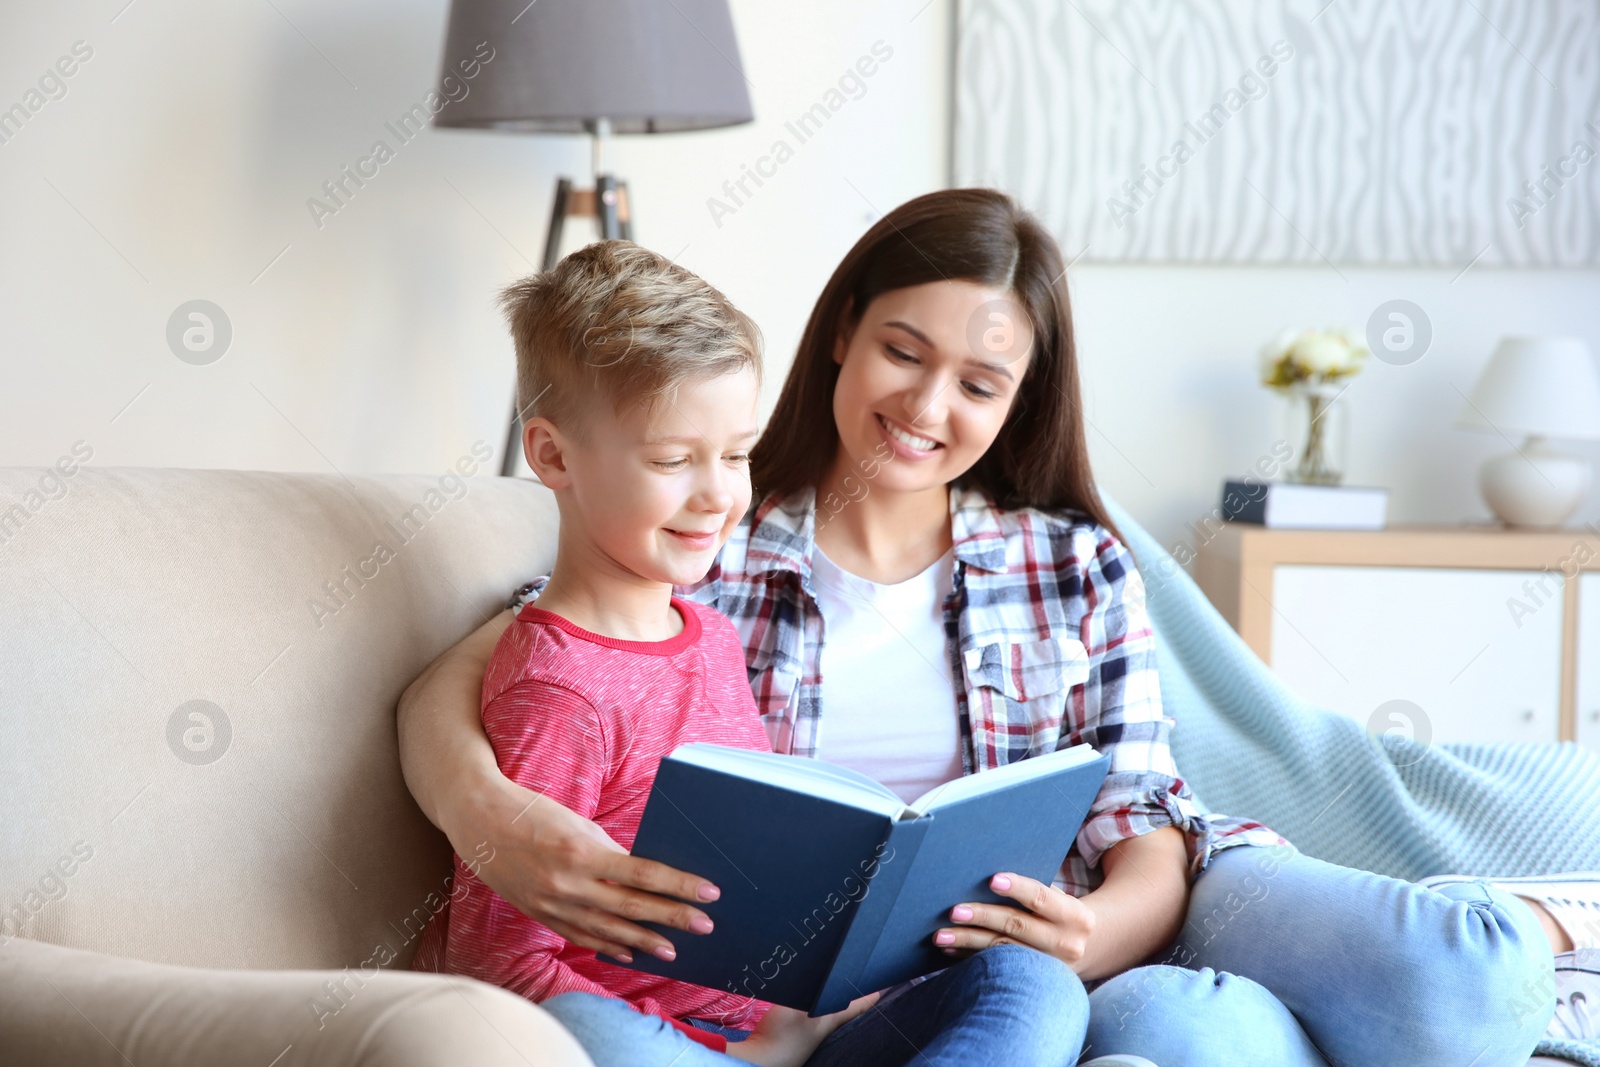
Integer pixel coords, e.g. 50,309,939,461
0,467,557,971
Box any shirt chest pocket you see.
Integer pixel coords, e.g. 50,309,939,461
961,635,1090,723
745,645,802,718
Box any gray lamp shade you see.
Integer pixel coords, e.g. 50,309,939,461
434,0,754,133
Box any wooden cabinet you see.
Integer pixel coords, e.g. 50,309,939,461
1196,525,1597,750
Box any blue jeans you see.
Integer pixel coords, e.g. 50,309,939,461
542,941,1088,1066
545,844,1555,1066
1083,844,1558,1067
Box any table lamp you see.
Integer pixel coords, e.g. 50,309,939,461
433,0,755,474
1455,336,1600,527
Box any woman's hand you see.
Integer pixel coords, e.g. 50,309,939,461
443,769,728,964
726,993,880,1067
397,610,722,964
934,828,1191,980
933,872,1096,968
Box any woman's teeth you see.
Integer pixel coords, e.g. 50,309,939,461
882,417,939,451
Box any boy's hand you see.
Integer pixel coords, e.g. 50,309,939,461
725,992,880,1067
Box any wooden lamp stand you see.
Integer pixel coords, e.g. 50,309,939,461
501,121,634,476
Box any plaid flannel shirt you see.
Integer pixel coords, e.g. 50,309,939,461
514,486,1287,897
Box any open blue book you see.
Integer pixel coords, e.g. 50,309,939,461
605,742,1110,1016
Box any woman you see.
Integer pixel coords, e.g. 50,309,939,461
399,189,1576,1066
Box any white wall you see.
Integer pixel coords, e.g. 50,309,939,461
4,0,1598,554
0,0,950,473
1074,266,1600,556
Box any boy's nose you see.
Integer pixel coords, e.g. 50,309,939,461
690,472,734,513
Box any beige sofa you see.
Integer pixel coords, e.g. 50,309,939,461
2,466,1578,1067
0,466,594,1066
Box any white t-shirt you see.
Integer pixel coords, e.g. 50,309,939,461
811,543,966,805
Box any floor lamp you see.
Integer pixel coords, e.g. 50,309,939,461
432,0,755,476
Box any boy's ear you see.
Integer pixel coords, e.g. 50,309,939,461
522,417,572,489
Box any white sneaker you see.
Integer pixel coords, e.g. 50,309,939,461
1417,872,1600,950
1548,948,1598,1041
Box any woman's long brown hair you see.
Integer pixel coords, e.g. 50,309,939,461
750,187,1120,539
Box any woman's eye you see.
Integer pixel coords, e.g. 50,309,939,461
725,452,750,465
961,381,999,400
885,344,918,364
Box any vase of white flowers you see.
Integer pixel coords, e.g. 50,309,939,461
1259,327,1368,486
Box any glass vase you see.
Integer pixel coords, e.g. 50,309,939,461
1283,383,1348,486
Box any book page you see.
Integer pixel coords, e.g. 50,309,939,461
907,743,1100,815
669,744,906,817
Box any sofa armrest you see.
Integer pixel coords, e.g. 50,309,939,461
0,938,594,1067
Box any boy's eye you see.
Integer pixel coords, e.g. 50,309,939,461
725,451,750,465
652,458,689,471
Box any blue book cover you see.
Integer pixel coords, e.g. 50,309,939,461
605,743,1110,1015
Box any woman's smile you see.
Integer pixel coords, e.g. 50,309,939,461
876,413,944,458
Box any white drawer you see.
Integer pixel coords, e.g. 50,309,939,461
1269,565,1562,745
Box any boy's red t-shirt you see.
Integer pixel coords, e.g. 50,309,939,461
413,595,775,1050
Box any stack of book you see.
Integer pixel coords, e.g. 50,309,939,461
1220,480,1388,530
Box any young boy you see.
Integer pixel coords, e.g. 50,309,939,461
414,242,873,1064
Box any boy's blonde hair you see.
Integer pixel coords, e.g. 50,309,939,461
501,240,761,436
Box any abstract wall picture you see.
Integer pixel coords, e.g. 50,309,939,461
954,0,1600,266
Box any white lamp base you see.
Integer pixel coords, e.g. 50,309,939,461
1478,436,1590,527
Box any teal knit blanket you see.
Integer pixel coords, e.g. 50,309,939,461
1111,502,1600,1066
